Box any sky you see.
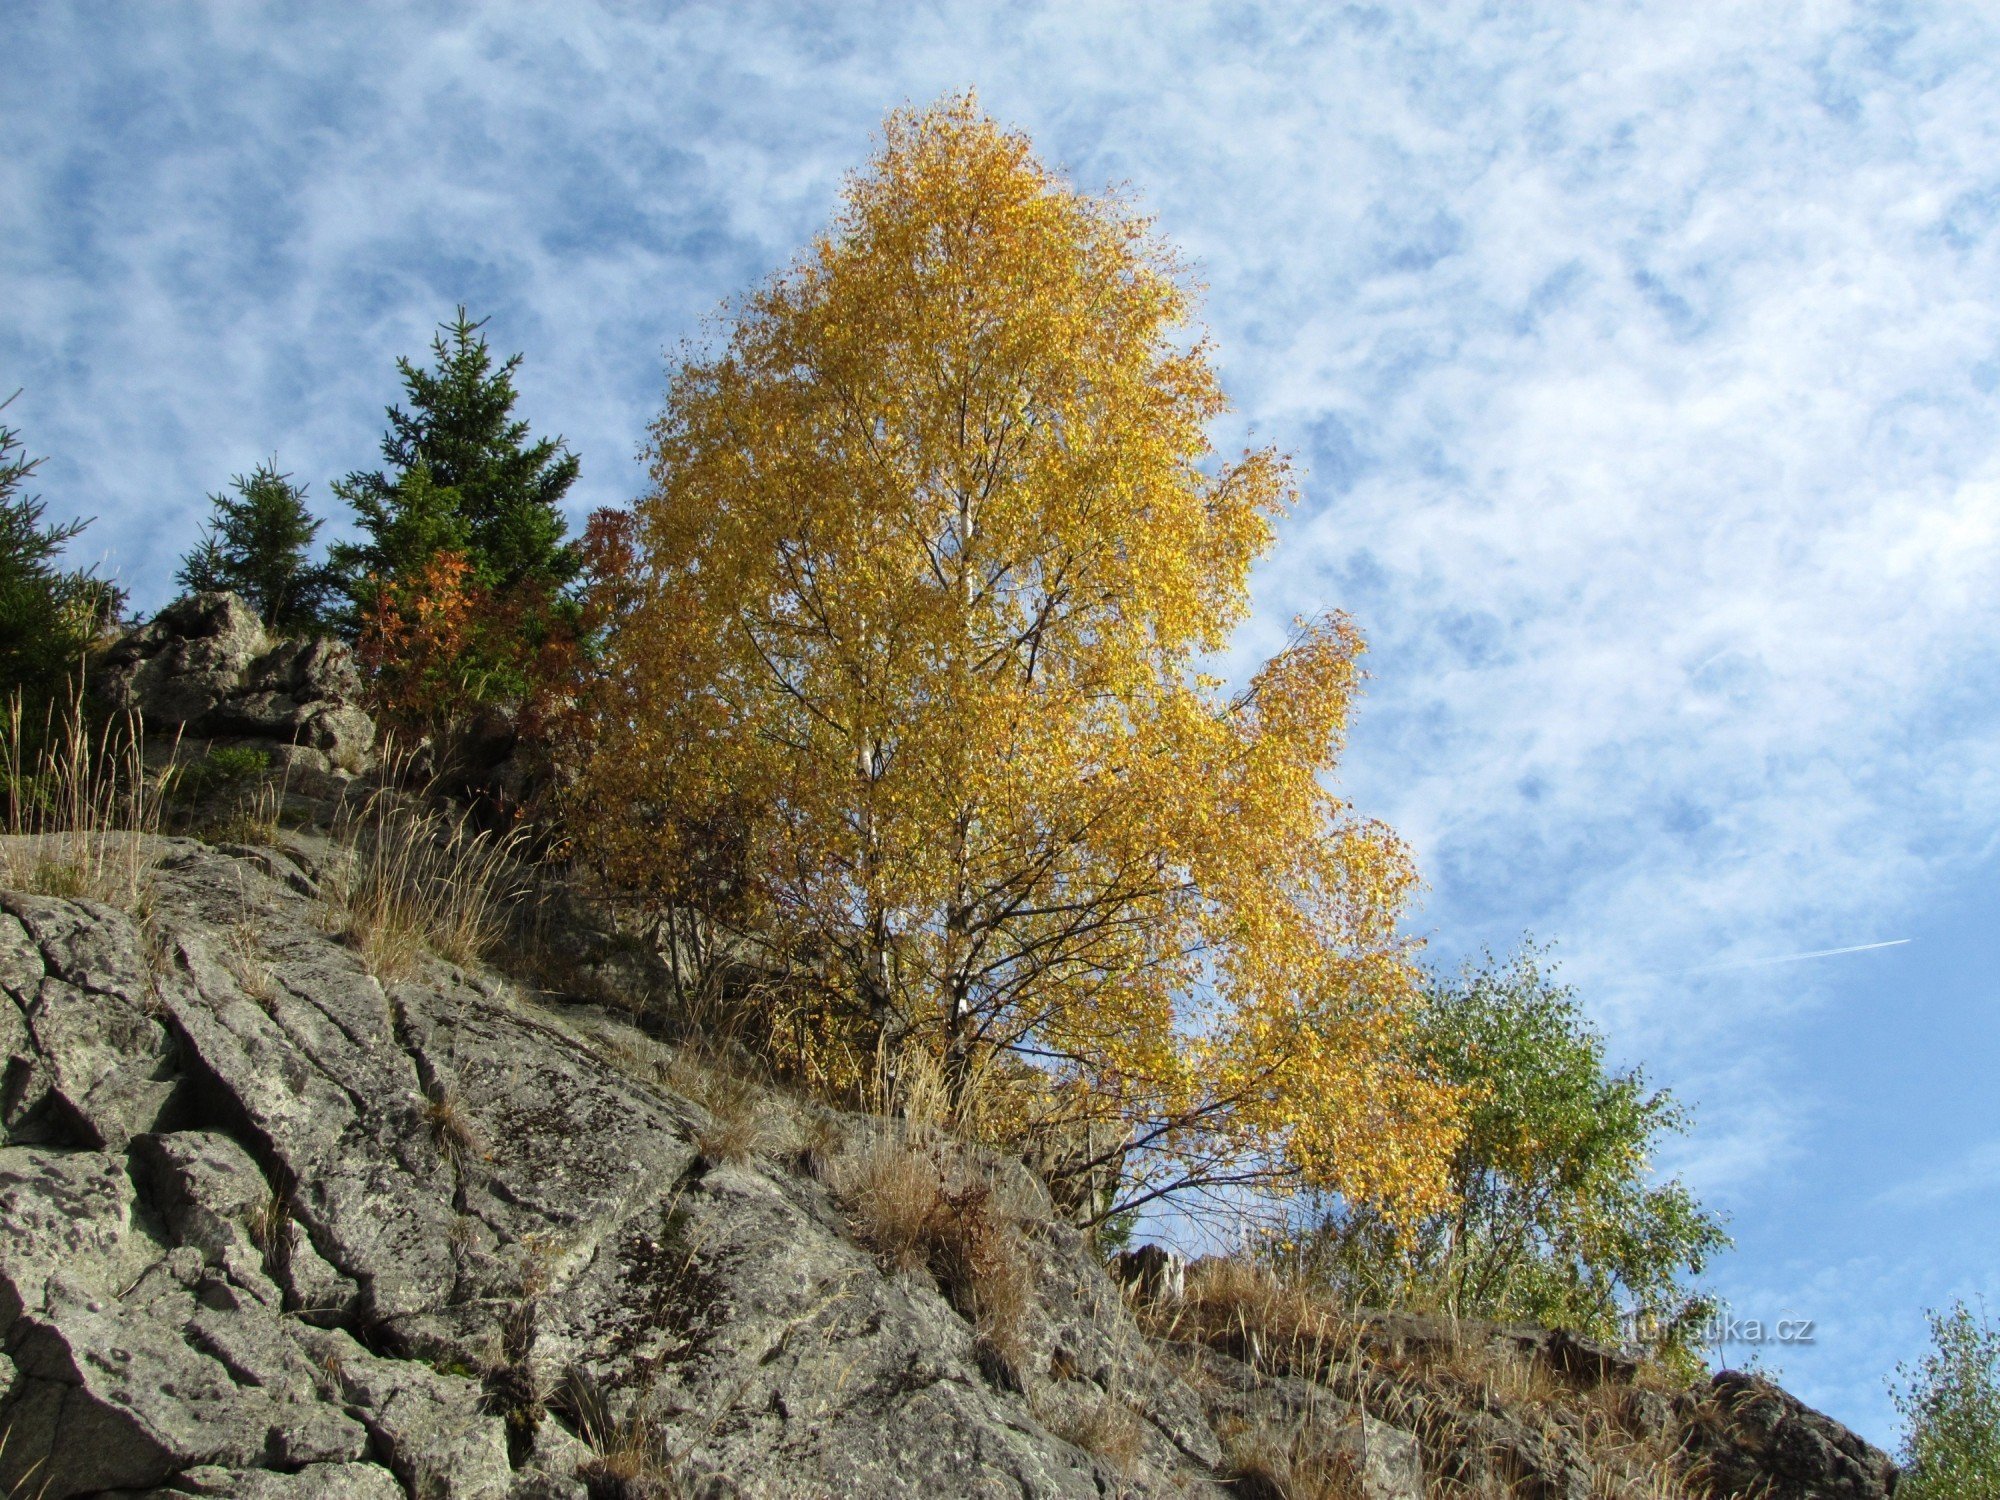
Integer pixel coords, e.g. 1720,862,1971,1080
5,0,1997,1448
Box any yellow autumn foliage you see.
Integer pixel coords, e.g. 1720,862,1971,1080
576,96,1459,1223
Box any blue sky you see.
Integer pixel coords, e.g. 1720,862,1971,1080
6,1,1997,1447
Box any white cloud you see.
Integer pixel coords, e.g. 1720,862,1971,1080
1880,1138,2000,1209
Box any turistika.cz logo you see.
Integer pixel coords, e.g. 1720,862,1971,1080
1625,1307,1817,1346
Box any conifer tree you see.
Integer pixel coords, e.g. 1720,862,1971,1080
176,460,333,632
0,395,121,708
330,308,580,619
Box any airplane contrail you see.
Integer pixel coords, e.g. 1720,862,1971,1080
1682,938,1911,975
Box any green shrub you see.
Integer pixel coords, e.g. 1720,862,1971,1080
168,745,272,804
1289,941,1728,1375
1893,1300,2000,1498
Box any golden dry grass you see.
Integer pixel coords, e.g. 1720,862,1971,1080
243,1187,293,1283
1037,1387,1147,1475
663,1049,781,1165
423,1084,482,1172
832,1129,1037,1382
1218,1414,1369,1500
319,783,523,980
1144,1252,1712,1500
222,919,279,1012
199,772,289,847
560,1366,691,1499
1145,1255,1362,1389
0,694,163,907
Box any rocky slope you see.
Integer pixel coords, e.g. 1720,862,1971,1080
0,598,1902,1499
0,826,1307,1498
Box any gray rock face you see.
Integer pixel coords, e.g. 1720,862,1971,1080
96,593,376,770
1,895,183,1149
0,830,1893,1499
0,840,1240,1498
1677,1371,1900,1499
0,1146,371,1494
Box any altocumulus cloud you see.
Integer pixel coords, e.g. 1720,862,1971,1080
6,0,2000,1444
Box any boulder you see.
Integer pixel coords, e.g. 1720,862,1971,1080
1677,1370,1899,1499
97,593,273,726
96,593,376,771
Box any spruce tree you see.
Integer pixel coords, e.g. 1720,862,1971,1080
330,308,580,619
0,396,121,709
176,460,333,632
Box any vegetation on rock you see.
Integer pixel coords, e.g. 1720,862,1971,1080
327,309,582,760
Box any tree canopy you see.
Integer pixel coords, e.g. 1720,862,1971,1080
1291,943,1727,1371
1893,1300,2000,1499
0,395,121,712
330,308,580,614
177,459,333,632
574,96,1457,1222
330,309,586,761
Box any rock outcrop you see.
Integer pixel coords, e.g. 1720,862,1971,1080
1677,1371,1903,1499
0,834,1249,1497
0,823,1904,1499
1,609,1901,1497
94,592,376,772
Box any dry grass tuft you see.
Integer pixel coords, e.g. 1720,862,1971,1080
664,1050,779,1165
1040,1388,1147,1475
423,1084,482,1172
1450,1337,1566,1410
1565,1382,1705,1500
1154,1253,1709,1500
835,1132,949,1268
244,1188,293,1284
479,1242,556,1441
1146,1255,1359,1388
201,773,288,847
0,694,163,907
832,1131,1036,1383
789,1106,848,1180
319,783,523,980
561,1366,691,1499
1219,1415,1368,1500
223,920,280,1013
